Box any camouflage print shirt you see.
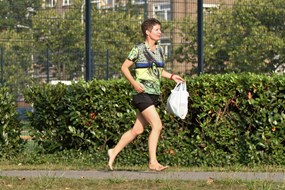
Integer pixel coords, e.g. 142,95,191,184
127,42,165,95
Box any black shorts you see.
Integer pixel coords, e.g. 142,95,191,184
132,93,160,112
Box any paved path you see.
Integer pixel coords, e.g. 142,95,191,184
1,170,285,182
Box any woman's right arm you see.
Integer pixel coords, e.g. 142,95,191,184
121,59,145,93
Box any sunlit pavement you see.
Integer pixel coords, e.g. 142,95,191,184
1,170,285,182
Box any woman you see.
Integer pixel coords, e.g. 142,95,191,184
108,18,184,171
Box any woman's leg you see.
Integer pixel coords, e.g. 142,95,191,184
141,105,168,171
108,112,147,170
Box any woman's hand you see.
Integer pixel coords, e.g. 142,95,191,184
171,74,184,83
162,70,184,83
133,82,145,93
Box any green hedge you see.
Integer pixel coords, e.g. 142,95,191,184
24,73,285,166
0,86,22,158
186,73,285,166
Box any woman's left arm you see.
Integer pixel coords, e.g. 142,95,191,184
162,70,184,83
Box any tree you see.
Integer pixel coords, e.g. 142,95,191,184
175,0,285,74
0,0,40,31
91,9,143,78
0,30,34,95
0,0,41,94
31,0,143,80
32,6,85,80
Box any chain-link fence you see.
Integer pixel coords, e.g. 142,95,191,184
0,0,284,118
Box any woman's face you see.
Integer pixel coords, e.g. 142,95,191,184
147,24,162,41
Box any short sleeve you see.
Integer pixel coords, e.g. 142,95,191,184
127,46,139,62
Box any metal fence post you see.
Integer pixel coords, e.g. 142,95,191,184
91,48,94,79
106,49,109,80
197,0,204,74
46,47,50,83
85,0,92,81
1,47,4,85
144,0,148,20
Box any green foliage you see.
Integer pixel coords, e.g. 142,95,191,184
29,0,144,79
24,73,285,166
175,0,285,74
24,82,69,152
0,0,40,31
24,79,136,153
0,86,22,158
186,73,285,166
91,9,143,75
32,7,84,79
0,30,34,95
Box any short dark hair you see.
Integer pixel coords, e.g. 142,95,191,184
141,18,161,39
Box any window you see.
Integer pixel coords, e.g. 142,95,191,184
102,0,114,9
46,0,56,7
104,0,113,4
63,0,72,6
91,0,100,9
153,3,171,21
132,0,145,5
203,4,219,14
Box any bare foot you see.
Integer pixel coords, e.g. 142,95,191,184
108,149,115,170
149,163,168,171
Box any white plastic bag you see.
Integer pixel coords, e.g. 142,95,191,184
166,82,189,119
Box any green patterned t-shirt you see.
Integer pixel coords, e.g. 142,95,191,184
127,43,165,95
